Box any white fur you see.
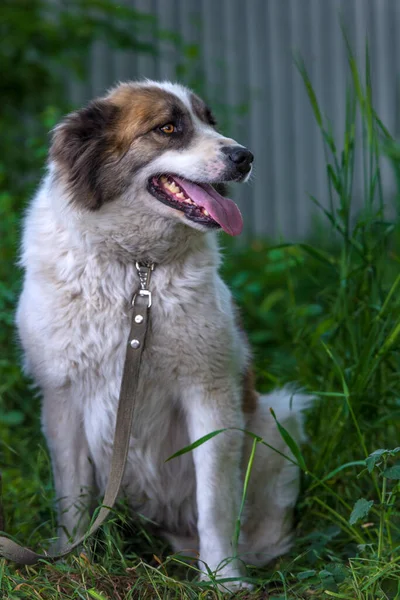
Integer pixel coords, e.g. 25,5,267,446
16,81,308,591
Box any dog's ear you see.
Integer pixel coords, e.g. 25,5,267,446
50,100,119,210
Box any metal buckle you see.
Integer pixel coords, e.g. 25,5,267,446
132,261,154,308
132,289,152,308
135,262,154,290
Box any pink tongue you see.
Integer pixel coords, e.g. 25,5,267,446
173,177,243,236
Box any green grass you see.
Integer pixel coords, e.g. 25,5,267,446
1,45,400,599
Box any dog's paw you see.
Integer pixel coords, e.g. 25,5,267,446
199,569,254,594
220,579,254,594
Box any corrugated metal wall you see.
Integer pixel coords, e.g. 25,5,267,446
66,0,400,239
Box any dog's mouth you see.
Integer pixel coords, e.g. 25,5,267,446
147,175,243,236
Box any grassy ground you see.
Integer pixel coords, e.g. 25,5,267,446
1,49,400,599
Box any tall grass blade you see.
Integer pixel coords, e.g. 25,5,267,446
269,408,307,472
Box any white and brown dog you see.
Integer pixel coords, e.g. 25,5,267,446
17,81,308,590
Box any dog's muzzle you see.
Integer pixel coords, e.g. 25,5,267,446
221,145,254,180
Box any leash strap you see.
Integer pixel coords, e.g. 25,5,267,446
0,264,154,565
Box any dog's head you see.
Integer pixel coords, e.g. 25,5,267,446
50,81,253,237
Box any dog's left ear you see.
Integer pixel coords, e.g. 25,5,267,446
50,100,119,210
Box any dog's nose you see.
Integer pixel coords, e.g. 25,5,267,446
222,146,254,171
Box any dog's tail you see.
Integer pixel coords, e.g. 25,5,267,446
241,387,313,565
257,385,312,447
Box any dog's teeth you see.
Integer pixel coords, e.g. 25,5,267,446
203,209,210,216
176,192,186,199
184,198,192,203
160,176,168,183
165,182,178,193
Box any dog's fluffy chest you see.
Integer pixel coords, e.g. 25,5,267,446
68,258,240,387
45,254,238,422
70,258,242,513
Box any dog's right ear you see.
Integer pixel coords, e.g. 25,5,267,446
50,100,119,210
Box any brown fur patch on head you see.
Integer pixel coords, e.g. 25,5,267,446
50,83,196,210
108,83,193,153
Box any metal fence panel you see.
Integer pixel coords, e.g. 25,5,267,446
65,0,400,239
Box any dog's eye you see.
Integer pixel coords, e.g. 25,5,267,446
159,123,175,134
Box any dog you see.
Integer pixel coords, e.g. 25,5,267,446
16,81,308,590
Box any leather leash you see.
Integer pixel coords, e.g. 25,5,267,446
0,262,154,565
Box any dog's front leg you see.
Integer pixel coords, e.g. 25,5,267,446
185,383,246,587
42,387,95,550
